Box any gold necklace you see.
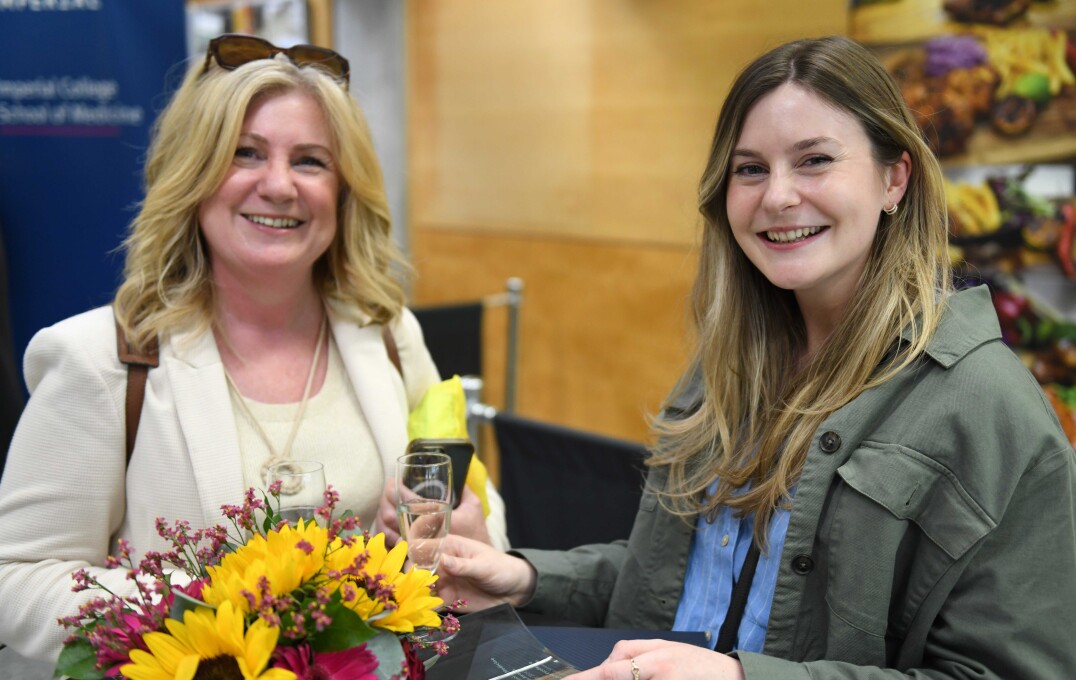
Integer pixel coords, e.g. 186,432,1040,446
224,314,328,489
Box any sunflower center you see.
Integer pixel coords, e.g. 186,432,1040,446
194,655,244,680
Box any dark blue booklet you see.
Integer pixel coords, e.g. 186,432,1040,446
531,625,708,671
425,604,707,679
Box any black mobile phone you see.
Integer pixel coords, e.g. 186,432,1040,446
406,438,474,508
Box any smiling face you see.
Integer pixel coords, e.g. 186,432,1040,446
198,89,339,289
725,83,908,316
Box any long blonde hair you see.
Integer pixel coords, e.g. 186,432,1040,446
650,36,951,545
114,57,406,350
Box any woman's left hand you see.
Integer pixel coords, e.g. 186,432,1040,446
376,481,403,545
376,479,491,546
566,640,745,680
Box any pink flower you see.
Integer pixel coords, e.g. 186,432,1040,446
273,643,379,680
89,610,159,676
175,577,207,602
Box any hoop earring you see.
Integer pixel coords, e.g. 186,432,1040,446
883,202,899,216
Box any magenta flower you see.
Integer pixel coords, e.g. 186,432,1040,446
273,643,379,680
176,577,207,602
89,609,159,676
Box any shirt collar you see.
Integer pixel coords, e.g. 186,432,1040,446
900,285,1001,369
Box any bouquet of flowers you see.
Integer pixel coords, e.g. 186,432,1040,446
54,483,459,680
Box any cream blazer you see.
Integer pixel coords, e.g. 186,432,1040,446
0,303,507,661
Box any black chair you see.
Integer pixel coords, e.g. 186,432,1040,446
494,412,648,550
412,301,484,380
413,278,523,448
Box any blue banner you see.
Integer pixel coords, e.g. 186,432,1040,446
0,1,186,387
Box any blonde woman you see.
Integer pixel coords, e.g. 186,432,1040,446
436,36,1076,679
0,34,506,662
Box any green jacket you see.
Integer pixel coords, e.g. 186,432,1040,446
518,286,1076,678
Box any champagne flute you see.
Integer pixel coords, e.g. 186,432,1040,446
395,451,452,573
267,460,326,524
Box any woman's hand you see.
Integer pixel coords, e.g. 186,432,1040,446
376,481,403,545
436,534,537,611
566,640,744,680
447,484,492,544
377,481,491,546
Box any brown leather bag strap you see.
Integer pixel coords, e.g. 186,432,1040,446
115,319,159,467
381,323,403,379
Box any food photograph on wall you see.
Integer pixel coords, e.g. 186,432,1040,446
852,0,1076,443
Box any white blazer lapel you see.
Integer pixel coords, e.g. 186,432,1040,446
164,328,247,527
329,307,410,482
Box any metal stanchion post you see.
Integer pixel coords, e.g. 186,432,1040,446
504,277,523,413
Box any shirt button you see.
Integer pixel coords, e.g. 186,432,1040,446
721,534,730,547
792,554,814,575
819,431,842,454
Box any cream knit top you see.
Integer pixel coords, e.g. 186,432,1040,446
229,334,384,529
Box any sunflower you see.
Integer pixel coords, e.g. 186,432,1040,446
120,601,295,680
375,565,443,633
324,533,443,633
202,519,328,614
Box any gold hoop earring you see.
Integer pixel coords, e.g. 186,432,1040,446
883,202,899,216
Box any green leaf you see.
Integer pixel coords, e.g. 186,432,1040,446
311,600,377,652
1057,383,1076,408
1055,323,1076,342
365,631,408,680
1016,316,1034,347
54,638,106,680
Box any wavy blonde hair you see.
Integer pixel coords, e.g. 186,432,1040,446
114,56,406,350
650,36,952,545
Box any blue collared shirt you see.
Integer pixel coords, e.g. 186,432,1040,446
672,485,793,652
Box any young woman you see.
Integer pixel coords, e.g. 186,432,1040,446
435,36,1076,679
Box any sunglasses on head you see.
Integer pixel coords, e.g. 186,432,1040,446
202,34,350,87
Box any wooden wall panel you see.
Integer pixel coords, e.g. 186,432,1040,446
410,230,697,444
409,0,849,246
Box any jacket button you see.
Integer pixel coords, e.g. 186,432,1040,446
819,431,842,454
792,554,814,574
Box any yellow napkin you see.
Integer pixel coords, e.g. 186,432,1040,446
407,376,491,516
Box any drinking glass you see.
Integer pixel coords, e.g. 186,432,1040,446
267,460,326,524
395,451,452,573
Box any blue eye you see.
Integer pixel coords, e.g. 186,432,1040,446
733,163,766,177
235,146,260,160
802,155,832,167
